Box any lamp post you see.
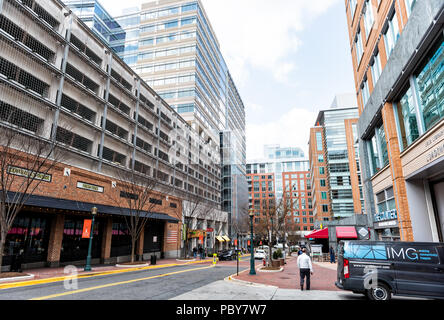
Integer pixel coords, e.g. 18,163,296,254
84,206,97,272
249,208,256,275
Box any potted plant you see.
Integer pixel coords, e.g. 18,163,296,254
272,249,282,268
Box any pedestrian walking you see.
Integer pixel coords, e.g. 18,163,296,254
198,246,204,259
329,246,336,263
297,248,313,290
192,247,197,258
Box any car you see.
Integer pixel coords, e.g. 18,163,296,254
217,250,236,261
254,249,267,260
335,240,444,300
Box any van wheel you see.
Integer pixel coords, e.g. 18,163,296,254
366,283,391,301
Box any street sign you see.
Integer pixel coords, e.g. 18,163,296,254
82,220,92,238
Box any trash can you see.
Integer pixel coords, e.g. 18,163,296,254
11,253,23,272
150,255,157,265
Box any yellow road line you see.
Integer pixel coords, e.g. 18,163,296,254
30,265,215,300
0,259,212,290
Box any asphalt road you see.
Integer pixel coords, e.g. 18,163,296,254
0,263,243,300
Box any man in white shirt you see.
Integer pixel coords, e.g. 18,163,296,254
297,248,313,290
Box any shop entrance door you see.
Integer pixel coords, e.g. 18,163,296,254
431,180,444,242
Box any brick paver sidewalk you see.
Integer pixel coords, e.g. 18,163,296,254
232,255,340,291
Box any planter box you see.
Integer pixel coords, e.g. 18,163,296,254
279,258,285,266
271,260,280,268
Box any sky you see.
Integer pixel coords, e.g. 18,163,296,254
103,0,356,160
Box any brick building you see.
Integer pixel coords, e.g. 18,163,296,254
0,0,226,271
345,0,444,241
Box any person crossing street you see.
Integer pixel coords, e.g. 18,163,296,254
297,248,313,290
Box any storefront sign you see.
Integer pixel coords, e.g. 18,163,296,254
426,141,444,163
374,209,397,222
77,181,104,193
375,220,398,228
82,219,92,238
206,228,214,232
7,165,52,182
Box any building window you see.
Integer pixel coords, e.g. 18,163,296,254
363,0,375,39
367,123,389,175
322,205,329,213
355,27,364,66
361,77,370,108
376,187,396,214
370,50,382,87
415,36,444,132
383,9,400,60
405,0,416,18
396,86,420,151
319,167,325,175
320,179,326,187
321,192,327,200
316,132,323,151
318,154,324,163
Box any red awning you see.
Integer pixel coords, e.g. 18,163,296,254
304,228,329,239
336,226,358,239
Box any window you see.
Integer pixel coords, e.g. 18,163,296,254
396,86,420,151
370,50,382,86
320,179,326,187
415,36,444,131
321,192,327,200
355,28,364,66
56,127,92,153
368,123,389,175
349,0,358,20
376,187,396,214
318,154,324,163
319,167,325,175
363,0,375,39
405,0,416,18
383,10,400,59
361,77,370,108
316,132,323,151
322,205,329,213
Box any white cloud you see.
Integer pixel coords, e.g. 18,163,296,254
201,0,340,84
246,107,317,160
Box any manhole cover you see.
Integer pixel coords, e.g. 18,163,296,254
280,277,291,280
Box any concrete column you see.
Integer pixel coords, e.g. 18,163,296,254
101,217,113,264
46,214,65,268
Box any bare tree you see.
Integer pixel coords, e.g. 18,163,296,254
107,166,168,263
0,126,65,272
230,203,250,250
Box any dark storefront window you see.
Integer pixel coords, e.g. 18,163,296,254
111,222,131,257
60,217,101,263
143,220,164,253
3,213,51,265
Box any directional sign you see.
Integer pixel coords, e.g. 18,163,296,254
82,220,92,238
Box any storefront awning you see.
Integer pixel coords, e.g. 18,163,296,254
336,226,358,239
11,192,179,223
215,236,224,242
222,236,230,241
304,228,329,239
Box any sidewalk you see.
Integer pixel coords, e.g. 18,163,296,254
231,254,339,291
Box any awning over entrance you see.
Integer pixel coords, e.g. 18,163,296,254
13,192,179,223
336,226,358,239
216,236,224,242
222,236,230,241
304,228,329,239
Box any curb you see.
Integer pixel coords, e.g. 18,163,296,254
115,263,149,268
224,274,278,289
0,274,35,283
257,266,284,273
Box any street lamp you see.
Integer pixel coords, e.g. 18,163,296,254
248,208,256,275
84,206,97,272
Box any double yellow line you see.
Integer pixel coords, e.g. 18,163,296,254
0,259,213,291
30,264,215,300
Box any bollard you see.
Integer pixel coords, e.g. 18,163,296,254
213,253,217,265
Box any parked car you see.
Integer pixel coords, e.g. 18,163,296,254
254,249,267,260
217,250,236,261
335,240,444,300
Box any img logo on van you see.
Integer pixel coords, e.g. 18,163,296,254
386,244,439,263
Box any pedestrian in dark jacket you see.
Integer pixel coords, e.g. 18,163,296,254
192,247,197,258
330,246,336,263
198,246,204,259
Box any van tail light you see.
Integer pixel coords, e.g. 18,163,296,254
344,258,350,279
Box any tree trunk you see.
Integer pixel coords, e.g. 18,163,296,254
131,238,136,263
0,229,7,274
